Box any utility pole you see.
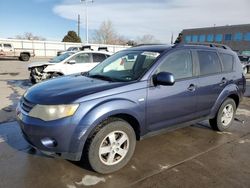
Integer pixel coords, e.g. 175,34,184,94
80,0,94,44
78,14,80,38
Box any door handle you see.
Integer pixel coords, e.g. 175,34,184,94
220,77,227,86
188,84,196,92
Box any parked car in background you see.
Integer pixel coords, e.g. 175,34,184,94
28,51,112,83
18,43,245,174
57,46,81,56
0,43,35,61
238,54,250,75
28,52,75,84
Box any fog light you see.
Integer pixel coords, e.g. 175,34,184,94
41,138,57,148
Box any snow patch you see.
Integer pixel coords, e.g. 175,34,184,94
217,132,232,135
239,139,250,144
131,165,137,170
66,184,76,188
173,168,179,172
0,135,7,143
236,109,250,117
75,175,105,186
159,164,170,170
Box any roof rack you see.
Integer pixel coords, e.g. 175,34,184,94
98,47,109,52
81,45,93,51
176,42,231,50
134,43,164,47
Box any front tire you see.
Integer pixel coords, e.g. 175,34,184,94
87,118,136,174
209,98,236,131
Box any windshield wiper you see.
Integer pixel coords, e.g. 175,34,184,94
88,74,115,82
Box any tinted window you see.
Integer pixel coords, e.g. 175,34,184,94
198,51,222,76
185,36,191,43
192,35,198,42
215,34,223,42
157,50,193,80
207,34,214,42
234,32,243,41
244,33,250,41
199,35,206,42
225,34,232,41
3,44,12,48
220,53,234,72
73,53,91,63
93,53,107,63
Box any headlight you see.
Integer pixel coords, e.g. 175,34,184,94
29,104,79,121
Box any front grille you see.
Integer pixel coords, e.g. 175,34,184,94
20,97,35,113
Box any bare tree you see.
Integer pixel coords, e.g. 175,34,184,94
15,32,46,41
135,34,159,44
92,20,126,45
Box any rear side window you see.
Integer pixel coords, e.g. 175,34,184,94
220,53,234,72
93,53,107,63
198,51,222,76
157,50,193,80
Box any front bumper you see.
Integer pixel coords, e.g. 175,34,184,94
16,105,86,161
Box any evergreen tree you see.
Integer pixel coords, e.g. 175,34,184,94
62,31,81,43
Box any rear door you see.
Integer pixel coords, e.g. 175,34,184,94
146,49,198,131
92,53,108,68
195,50,228,117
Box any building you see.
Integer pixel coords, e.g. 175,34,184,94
181,24,250,53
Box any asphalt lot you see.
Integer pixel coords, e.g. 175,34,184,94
0,59,250,188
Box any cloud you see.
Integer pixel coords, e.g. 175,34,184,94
53,0,250,43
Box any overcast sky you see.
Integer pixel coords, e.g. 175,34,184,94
1,0,250,43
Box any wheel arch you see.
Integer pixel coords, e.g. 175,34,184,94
209,84,241,118
20,52,31,56
227,94,239,108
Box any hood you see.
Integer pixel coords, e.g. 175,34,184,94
28,61,56,68
43,63,64,73
24,74,127,105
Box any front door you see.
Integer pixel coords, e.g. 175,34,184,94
146,50,198,131
66,53,93,74
3,44,14,56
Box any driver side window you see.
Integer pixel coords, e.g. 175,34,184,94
72,53,92,64
157,50,193,80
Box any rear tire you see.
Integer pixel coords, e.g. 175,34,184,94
209,98,236,131
87,118,136,174
20,53,30,61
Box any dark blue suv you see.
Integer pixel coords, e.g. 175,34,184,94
17,44,246,174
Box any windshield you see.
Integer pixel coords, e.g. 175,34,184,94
49,52,74,63
87,50,161,82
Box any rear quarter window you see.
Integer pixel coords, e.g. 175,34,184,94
220,53,234,72
197,51,222,76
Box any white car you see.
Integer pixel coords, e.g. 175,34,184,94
28,51,112,83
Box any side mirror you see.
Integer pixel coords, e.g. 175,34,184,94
68,60,76,64
153,72,175,86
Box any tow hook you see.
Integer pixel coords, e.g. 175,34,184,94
234,118,245,124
